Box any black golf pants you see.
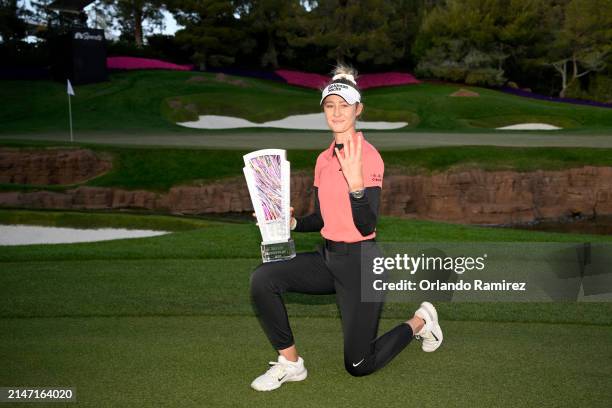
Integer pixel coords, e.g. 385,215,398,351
249,239,414,377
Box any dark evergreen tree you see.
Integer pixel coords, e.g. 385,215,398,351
170,0,252,70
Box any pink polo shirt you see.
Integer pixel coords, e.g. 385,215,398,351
314,131,384,243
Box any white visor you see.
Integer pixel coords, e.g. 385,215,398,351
320,82,361,105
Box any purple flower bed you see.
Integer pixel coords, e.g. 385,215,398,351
275,69,329,89
357,72,421,89
107,56,194,71
275,69,421,90
498,86,612,109
205,67,286,83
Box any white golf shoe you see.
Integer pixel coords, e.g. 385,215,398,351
414,301,443,352
250,355,308,391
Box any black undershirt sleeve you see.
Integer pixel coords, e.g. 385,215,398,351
294,186,382,236
293,187,324,232
349,186,381,236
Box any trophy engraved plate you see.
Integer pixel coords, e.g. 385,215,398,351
243,149,296,262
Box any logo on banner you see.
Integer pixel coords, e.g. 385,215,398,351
74,32,103,41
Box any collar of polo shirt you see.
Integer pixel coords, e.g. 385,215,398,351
332,143,344,156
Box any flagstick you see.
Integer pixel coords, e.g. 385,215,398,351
68,92,73,143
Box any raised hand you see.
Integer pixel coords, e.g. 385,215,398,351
334,133,364,192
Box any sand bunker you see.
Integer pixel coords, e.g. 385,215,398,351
177,113,408,130
496,123,562,130
0,225,169,246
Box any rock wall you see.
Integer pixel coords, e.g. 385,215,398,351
0,148,111,185
1,166,611,225
381,166,612,224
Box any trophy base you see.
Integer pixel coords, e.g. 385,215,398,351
261,239,296,263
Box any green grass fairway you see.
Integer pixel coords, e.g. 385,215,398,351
2,316,610,408
2,140,612,192
1,70,612,134
1,210,611,406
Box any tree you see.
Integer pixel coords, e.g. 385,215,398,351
86,0,119,40
170,0,251,70
0,0,29,44
355,0,421,66
288,0,358,65
546,0,612,97
286,0,416,67
234,0,303,69
101,0,166,47
413,0,545,86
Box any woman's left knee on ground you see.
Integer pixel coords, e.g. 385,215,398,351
343,352,376,377
344,359,375,377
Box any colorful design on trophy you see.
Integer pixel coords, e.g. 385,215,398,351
249,155,282,222
243,148,295,262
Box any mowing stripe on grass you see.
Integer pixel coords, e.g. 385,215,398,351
2,259,611,326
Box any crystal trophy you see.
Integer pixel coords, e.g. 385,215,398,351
243,149,296,262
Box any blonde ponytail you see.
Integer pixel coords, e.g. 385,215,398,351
331,64,358,86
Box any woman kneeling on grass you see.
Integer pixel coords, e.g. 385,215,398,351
249,64,443,391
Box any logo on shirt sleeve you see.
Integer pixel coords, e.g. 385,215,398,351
370,173,382,183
